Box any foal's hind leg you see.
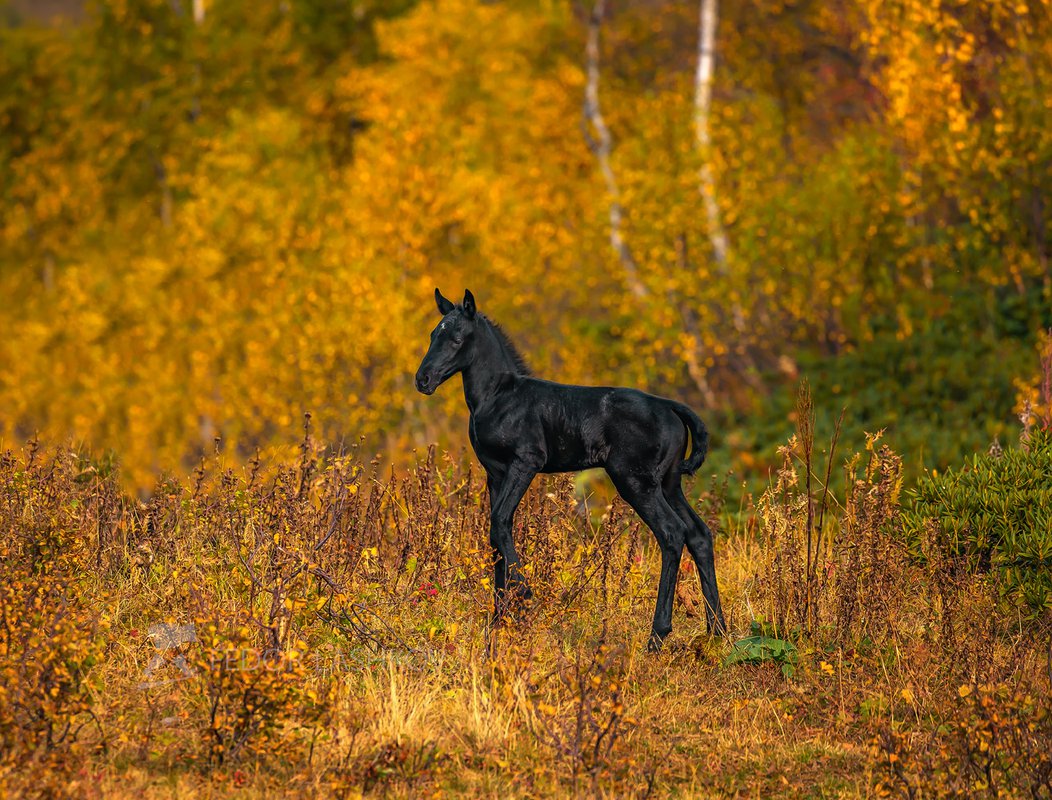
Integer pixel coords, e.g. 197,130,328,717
607,470,691,652
664,478,727,636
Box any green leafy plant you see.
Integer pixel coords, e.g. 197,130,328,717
724,621,799,679
901,428,1052,613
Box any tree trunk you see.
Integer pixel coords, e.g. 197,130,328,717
583,0,647,298
694,0,728,272
691,0,768,393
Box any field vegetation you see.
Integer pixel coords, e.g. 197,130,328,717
2,372,1051,797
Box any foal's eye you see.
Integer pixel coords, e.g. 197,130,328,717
452,336,463,345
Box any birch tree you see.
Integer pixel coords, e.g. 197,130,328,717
694,0,728,271
690,0,765,392
583,0,647,298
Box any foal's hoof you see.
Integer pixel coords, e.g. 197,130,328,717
707,615,728,637
494,583,534,623
646,632,667,653
504,581,533,611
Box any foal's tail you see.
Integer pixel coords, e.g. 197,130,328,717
669,401,710,476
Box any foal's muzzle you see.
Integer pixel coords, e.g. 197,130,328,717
415,371,437,395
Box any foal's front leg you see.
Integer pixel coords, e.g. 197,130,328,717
487,461,539,619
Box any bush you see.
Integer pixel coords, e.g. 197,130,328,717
0,446,109,774
0,570,108,761
878,683,1052,798
901,428,1052,613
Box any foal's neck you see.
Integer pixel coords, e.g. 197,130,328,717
462,321,520,414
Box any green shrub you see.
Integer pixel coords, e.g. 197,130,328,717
901,428,1052,613
708,310,1034,509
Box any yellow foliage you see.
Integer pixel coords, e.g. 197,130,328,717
1,0,1051,484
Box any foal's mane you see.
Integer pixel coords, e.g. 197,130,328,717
479,313,532,376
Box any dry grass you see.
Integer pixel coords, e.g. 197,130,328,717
0,423,1049,798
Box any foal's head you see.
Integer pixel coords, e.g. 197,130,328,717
415,288,479,395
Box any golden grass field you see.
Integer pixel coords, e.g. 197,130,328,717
2,405,1050,799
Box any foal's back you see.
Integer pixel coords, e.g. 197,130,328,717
479,375,689,476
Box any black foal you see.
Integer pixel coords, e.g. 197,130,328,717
415,288,726,650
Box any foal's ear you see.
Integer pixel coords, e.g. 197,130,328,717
435,288,455,316
462,289,476,319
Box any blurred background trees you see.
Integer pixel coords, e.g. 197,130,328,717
2,0,1050,489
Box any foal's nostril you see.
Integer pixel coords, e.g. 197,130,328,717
415,372,432,394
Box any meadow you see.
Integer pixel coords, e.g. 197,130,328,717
3,380,1051,797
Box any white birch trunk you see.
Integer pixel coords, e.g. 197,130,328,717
694,0,728,272
689,0,767,393
584,0,647,298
